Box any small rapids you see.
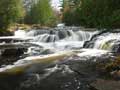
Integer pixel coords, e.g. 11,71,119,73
93,33,120,50
26,28,94,42
85,31,120,52
0,27,120,90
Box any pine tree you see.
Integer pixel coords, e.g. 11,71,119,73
61,0,120,28
25,0,56,26
0,0,24,30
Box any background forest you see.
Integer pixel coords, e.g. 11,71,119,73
0,0,120,32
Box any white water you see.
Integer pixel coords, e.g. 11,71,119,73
0,49,109,73
4,28,120,54
93,33,120,51
24,29,96,54
0,28,119,74
14,30,26,37
31,30,94,42
77,49,109,57
14,29,120,52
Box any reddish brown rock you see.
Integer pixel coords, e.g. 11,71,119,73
90,79,120,90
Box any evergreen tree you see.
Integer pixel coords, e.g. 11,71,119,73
0,0,24,30
25,0,56,26
62,0,120,28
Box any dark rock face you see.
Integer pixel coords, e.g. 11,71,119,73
90,79,120,90
0,46,27,67
1,48,25,56
58,30,67,39
111,41,120,53
0,56,20,67
17,62,101,90
19,71,82,90
0,53,113,90
0,74,23,90
18,53,114,90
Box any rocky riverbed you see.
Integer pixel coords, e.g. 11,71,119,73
0,27,120,90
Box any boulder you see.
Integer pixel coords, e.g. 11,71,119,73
90,79,120,90
110,70,120,80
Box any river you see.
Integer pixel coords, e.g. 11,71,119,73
0,26,119,90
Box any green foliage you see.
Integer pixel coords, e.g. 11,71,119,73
25,0,57,27
0,0,24,30
62,0,120,28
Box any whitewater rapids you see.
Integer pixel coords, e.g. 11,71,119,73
0,28,118,75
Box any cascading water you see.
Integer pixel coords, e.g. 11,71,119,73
87,32,120,52
0,27,118,90
25,28,95,51
26,27,94,42
12,28,120,58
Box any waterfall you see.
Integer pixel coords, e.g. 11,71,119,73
26,29,51,37
0,27,117,90
84,32,120,52
27,29,94,42
33,34,59,42
93,33,120,50
14,28,120,52
15,28,95,53
63,30,93,41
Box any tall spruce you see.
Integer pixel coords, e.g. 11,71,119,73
0,0,24,30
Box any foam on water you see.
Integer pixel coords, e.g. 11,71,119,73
31,30,94,42
93,33,120,50
14,30,26,37
0,28,116,74
77,49,109,57
63,30,93,41
22,29,96,54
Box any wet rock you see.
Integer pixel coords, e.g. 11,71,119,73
17,53,113,90
0,56,20,67
0,53,114,90
83,41,94,48
0,48,27,67
90,79,120,90
110,70,120,80
49,30,55,34
40,49,54,55
111,41,120,54
1,48,25,56
0,74,23,90
0,48,115,90
58,30,66,39
18,64,91,90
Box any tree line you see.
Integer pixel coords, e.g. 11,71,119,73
0,0,57,31
62,0,120,29
0,0,120,31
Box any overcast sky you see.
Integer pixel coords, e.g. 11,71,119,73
51,0,61,10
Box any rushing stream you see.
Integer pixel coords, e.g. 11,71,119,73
0,27,120,90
